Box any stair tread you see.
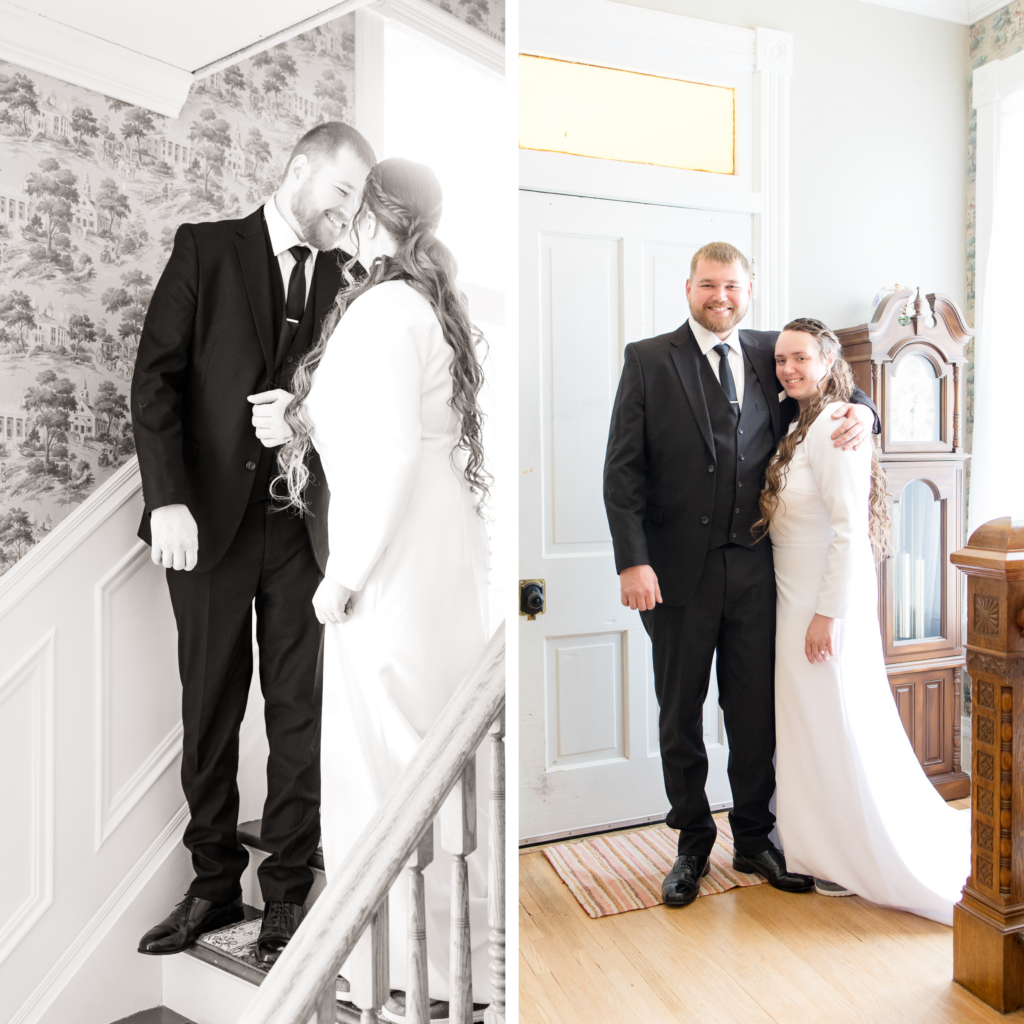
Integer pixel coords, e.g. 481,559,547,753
238,819,325,871
184,904,359,1023
109,1010,195,1024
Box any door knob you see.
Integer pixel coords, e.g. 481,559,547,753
519,579,545,620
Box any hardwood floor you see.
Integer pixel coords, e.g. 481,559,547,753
519,803,1022,1024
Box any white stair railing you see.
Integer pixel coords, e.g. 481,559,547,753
236,622,505,1024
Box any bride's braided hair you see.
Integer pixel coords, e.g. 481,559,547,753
753,318,891,558
275,158,490,514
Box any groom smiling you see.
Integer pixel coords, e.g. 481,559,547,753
603,242,878,907
131,122,373,962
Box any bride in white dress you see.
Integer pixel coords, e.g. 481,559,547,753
277,158,491,1018
757,317,969,926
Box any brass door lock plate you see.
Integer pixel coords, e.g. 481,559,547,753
519,579,545,620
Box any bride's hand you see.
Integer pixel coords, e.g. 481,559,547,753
313,577,353,625
805,614,836,664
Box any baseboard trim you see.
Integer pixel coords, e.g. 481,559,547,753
520,802,735,848
9,802,188,1024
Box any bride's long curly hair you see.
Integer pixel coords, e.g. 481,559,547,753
753,318,891,558
274,157,490,514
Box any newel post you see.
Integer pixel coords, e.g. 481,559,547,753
951,518,1024,1012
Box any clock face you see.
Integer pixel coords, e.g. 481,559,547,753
890,353,941,444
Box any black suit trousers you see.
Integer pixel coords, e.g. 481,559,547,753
165,500,322,905
641,543,777,858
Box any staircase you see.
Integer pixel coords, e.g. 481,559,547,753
155,821,360,1024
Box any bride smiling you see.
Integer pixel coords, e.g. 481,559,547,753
758,317,970,923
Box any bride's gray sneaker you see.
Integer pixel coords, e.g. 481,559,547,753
814,878,855,897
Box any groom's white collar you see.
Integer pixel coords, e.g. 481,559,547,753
688,315,741,356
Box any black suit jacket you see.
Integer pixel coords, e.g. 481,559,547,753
602,322,878,606
131,206,342,572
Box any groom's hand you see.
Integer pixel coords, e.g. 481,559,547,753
829,403,874,451
248,389,295,447
150,503,198,571
620,564,662,611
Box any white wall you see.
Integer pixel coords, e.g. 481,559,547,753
613,0,969,331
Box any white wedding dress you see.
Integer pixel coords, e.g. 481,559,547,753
305,280,491,998
771,403,970,925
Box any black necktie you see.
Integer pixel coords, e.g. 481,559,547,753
285,245,310,328
713,342,739,417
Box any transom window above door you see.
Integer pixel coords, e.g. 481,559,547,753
518,53,735,174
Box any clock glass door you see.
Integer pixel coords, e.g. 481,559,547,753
893,479,942,642
890,353,941,444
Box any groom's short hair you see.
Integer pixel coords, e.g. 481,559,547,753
689,241,751,280
286,121,376,174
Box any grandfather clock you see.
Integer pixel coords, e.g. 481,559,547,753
837,287,971,799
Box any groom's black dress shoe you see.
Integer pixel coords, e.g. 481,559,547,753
662,854,711,907
137,894,244,955
733,847,814,893
256,900,305,965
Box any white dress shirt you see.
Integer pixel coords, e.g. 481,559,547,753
688,315,745,411
263,194,318,312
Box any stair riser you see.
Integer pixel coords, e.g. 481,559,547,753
240,846,327,914
163,953,256,1024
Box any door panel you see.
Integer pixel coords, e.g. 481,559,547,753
521,190,753,840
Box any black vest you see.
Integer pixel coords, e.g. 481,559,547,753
697,344,775,549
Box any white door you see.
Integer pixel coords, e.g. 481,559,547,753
519,190,754,842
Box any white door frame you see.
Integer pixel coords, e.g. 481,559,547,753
520,0,793,328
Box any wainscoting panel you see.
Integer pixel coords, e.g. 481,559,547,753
95,541,183,850
0,630,55,968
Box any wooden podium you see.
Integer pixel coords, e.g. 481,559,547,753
951,519,1024,1011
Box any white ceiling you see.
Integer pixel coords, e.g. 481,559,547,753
3,0,358,71
859,0,1008,26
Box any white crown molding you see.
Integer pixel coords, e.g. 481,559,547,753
379,0,503,76
9,801,189,1024
0,457,141,624
94,540,183,851
0,1,193,116
0,629,55,968
858,0,1007,25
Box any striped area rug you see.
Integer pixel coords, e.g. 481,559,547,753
542,818,765,918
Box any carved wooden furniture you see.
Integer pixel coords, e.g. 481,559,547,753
951,519,1024,1012
838,288,971,798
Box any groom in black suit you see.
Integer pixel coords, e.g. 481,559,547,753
131,122,374,958
603,242,878,906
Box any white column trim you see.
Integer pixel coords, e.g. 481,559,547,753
972,51,1024,336
0,0,193,117
753,27,793,330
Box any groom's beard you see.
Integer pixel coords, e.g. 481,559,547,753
690,295,749,335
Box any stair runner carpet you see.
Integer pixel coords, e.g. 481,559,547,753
542,817,766,918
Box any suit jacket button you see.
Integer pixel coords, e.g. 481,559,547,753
245,460,256,471
701,516,709,525
707,464,714,473
740,454,746,461
732,532,737,538
738,428,744,435
287,355,294,363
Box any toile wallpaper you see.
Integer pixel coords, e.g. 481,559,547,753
0,0,502,576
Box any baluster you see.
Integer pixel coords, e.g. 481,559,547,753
442,761,477,1024
350,897,389,1024
407,828,434,1024
484,711,505,1024
314,976,336,1024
